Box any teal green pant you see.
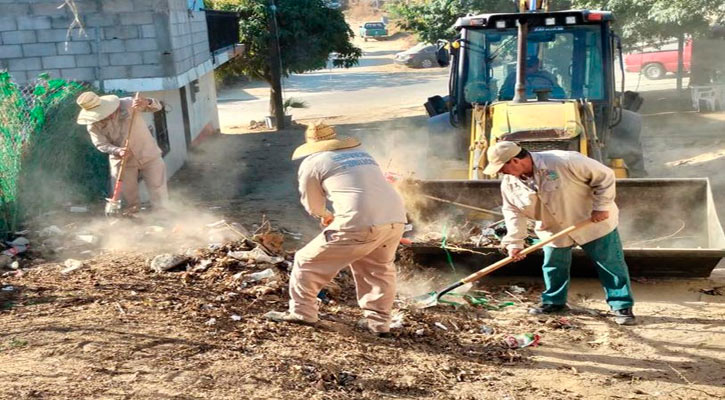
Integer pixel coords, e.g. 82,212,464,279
541,229,634,310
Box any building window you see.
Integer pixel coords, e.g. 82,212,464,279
153,106,171,157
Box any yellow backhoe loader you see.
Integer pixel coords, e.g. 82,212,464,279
409,0,725,277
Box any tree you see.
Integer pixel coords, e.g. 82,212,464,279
206,0,361,119
386,0,517,44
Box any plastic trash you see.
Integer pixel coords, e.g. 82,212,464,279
504,333,541,348
8,237,29,247
247,268,276,282
2,245,27,257
231,314,242,321
61,259,85,274
69,206,88,213
76,234,98,245
228,247,284,264
434,322,448,330
508,285,526,294
204,318,217,326
480,325,495,335
1,286,14,292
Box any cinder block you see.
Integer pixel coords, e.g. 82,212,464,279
23,43,57,57
2,30,37,44
27,69,61,81
110,52,143,66
0,44,22,58
191,21,206,34
193,42,209,55
140,24,156,38
100,65,130,80
99,39,126,53
131,64,163,78
31,3,68,16
125,38,157,52
102,1,134,13
17,16,51,30
50,15,72,29
76,54,109,67
37,29,69,42
2,4,31,17
8,57,42,71
60,67,96,82
104,26,139,40
86,13,119,27
56,41,91,55
42,55,76,69
120,12,154,26
6,71,27,84
142,51,161,64
193,52,209,67
0,17,17,32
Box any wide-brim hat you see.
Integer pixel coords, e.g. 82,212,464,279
76,91,120,125
291,121,360,160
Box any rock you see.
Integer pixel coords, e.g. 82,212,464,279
61,259,85,274
0,255,12,269
149,254,189,273
10,261,20,270
204,318,217,326
39,225,63,237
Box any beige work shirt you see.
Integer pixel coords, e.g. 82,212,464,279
87,97,163,168
500,150,618,249
297,148,407,231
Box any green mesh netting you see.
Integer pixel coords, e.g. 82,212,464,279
0,72,109,237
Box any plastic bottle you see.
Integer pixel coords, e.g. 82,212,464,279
2,244,27,257
247,268,276,282
504,333,540,348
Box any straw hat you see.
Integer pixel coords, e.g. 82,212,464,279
291,121,360,160
76,91,120,125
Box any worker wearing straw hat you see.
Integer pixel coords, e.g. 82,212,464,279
266,121,407,336
76,92,168,212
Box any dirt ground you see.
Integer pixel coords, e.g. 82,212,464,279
2,6,725,400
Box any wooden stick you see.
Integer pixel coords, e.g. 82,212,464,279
423,194,503,217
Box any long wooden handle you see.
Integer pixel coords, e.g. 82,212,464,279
110,92,139,202
462,219,593,283
436,219,593,301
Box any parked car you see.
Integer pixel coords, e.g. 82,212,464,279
624,39,692,80
359,22,388,41
394,43,441,68
324,0,342,9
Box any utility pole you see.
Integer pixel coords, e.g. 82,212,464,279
676,33,684,92
268,0,285,130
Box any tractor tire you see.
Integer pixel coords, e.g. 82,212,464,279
642,63,666,80
421,58,434,68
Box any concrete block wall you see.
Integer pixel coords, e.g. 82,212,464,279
0,0,212,85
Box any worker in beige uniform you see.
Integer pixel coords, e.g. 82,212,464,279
76,92,168,212
485,141,635,325
266,122,407,336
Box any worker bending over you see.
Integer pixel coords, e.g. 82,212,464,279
485,141,635,325
76,91,168,212
266,121,407,336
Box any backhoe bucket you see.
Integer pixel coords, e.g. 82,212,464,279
403,178,725,278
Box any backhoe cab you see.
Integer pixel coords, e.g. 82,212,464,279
426,1,647,178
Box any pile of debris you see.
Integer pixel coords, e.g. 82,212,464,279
409,218,538,249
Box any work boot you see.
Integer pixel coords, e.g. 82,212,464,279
612,308,636,326
356,318,392,338
528,304,570,315
264,311,317,326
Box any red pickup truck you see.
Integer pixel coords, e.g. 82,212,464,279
624,39,692,80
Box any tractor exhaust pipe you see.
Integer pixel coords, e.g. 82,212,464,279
513,19,528,103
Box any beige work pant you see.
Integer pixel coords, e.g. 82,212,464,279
289,223,405,333
111,156,168,209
